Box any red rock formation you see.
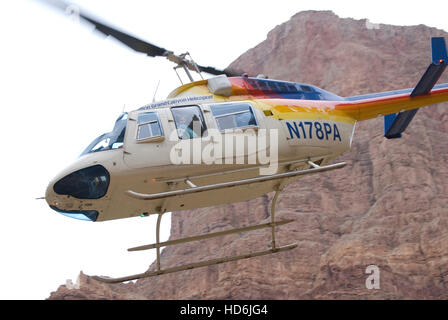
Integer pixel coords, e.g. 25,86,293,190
48,11,448,300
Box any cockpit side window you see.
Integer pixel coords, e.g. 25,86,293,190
136,112,164,141
80,113,127,156
171,106,207,140
210,102,258,131
111,113,127,149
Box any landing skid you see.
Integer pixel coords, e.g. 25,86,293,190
92,161,346,284
92,244,297,283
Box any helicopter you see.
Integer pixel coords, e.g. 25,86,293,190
41,1,448,283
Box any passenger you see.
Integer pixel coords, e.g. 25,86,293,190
176,115,197,139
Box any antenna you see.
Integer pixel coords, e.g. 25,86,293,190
152,80,161,102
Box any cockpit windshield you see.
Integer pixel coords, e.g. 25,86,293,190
80,113,128,156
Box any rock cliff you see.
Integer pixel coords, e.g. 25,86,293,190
49,11,448,300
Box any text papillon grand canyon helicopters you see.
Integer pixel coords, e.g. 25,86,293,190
41,1,448,283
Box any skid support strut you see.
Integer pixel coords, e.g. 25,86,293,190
270,186,282,250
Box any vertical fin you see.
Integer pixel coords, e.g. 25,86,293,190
384,37,447,139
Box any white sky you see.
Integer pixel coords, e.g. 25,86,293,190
0,0,447,300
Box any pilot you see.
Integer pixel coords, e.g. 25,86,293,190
176,115,197,139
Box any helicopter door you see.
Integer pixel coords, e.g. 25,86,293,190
123,108,177,168
168,105,210,165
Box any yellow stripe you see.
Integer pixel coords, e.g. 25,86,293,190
253,101,356,124
167,80,208,98
272,110,356,123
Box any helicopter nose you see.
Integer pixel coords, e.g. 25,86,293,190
53,165,110,199
45,165,110,222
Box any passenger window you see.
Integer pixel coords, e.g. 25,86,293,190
136,112,163,141
171,106,207,140
300,85,313,93
210,103,258,131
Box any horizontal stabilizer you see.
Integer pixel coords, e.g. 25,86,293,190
385,37,447,139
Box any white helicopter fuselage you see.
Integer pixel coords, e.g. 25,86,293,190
45,78,355,222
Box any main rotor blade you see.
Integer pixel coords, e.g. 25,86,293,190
38,0,244,77
79,15,168,57
39,0,169,57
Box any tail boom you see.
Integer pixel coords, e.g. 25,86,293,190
336,83,448,122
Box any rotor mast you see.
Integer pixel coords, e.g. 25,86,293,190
166,51,204,83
